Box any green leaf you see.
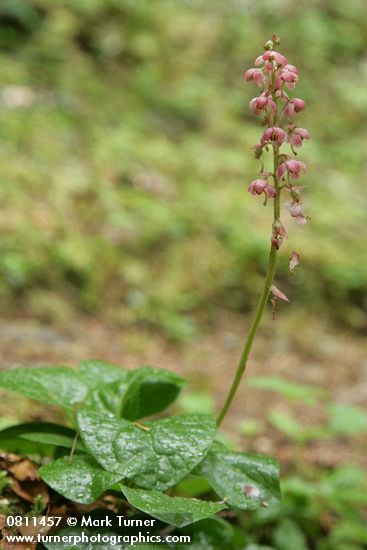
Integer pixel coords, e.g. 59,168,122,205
84,379,132,417
0,367,87,410
268,411,326,443
39,456,122,504
79,360,129,387
83,365,185,419
0,436,54,456
328,403,367,436
248,376,324,405
81,360,131,416
175,475,212,498
120,366,185,420
120,485,226,527
0,422,83,450
178,391,215,415
77,410,216,491
196,447,280,510
274,518,308,550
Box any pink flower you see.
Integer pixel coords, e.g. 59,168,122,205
244,68,265,88
280,64,298,89
286,202,303,217
262,50,288,66
286,202,308,224
261,126,287,146
249,95,276,115
248,179,276,198
289,251,300,272
284,98,305,118
277,160,307,179
284,64,298,75
248,179,267,195
288,127,310,148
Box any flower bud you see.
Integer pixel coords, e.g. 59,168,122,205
264,40,274,51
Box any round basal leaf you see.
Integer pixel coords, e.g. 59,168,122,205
81,360,131,416
120,485,227,527
39,455,123,504
77,410,216,491
0,422,84,450
120,366,185,420
79,360,129,388
196,447,281,510
0,367,88,410
84,379,132,416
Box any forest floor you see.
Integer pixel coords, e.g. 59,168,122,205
0,311,366,472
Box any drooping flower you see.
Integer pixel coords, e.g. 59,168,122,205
244,68,265,88
279,64,298,89
248,179,267,195
248,179,276,198
283,97,306,118
286,201,308,225
277,159,307,180
261,126,287,147
255,50,288,67
288,127,310,148
249,95,276,115
286,202,303,217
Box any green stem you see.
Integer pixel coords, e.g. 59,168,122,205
216,144,280,427
216,243,278,426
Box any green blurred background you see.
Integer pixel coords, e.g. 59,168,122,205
0,0,366,340
0,2,367,548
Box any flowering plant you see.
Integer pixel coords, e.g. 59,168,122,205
217,35,309,425
0,36,307,547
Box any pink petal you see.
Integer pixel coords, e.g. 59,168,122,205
289,251,300,272
276,163,286,179
289,134,303,147
244,68,256,81
285,64,298,74
295,214,308,225
296,128,310,139
265,184,276,198
267,98,277,113
294,98,305,111
270,285,291,302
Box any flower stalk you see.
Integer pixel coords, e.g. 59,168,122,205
217,36,309,426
